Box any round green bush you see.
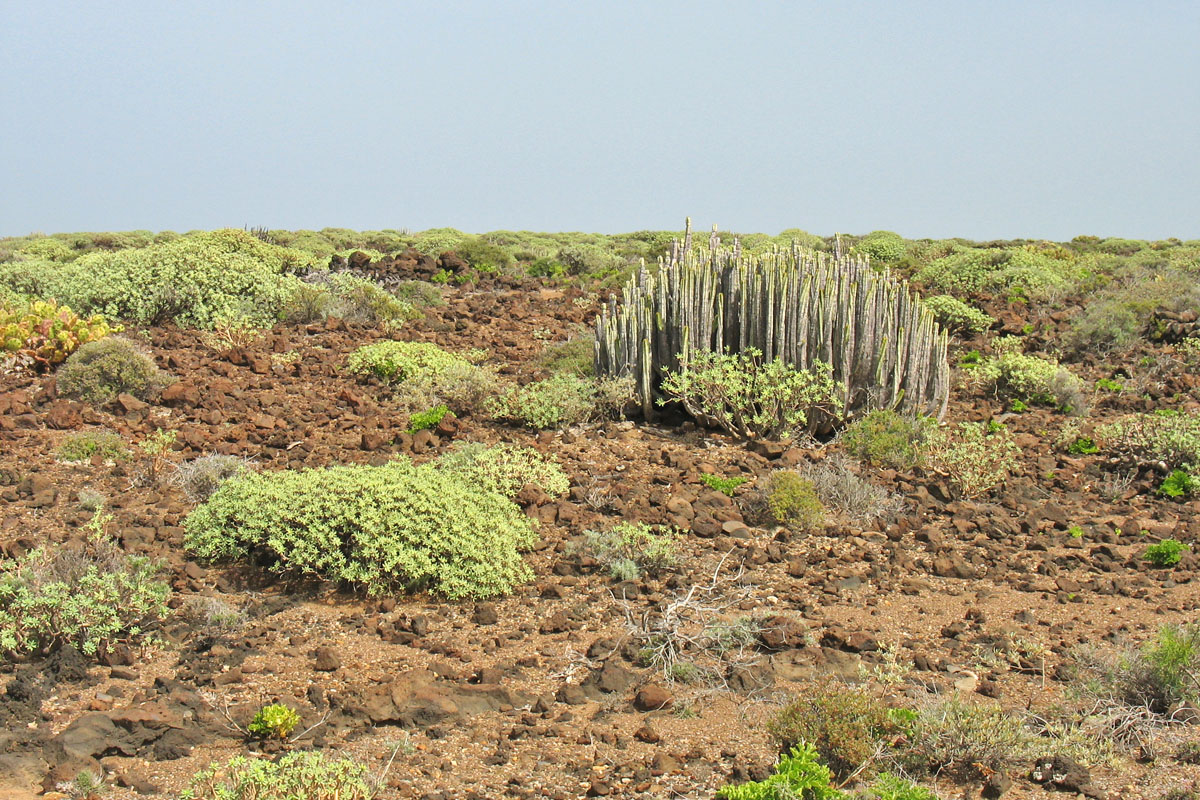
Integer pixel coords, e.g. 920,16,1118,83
56,337,174,403
764,471,825,531
841,410,933,470
183,458,538,599
346,340,471,383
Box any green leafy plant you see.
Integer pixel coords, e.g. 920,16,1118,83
958,349,981,368
347,340,497,414
408,405,449,433
976,337,1087,414
247,703,301,740
488,373,630,429
1068,436,1100,455
1144,538,1188,567
767,685,900,781
1159,469,1199,498
435,442,569,499
581,522,678,581
922,294,995,336
55,430,128,463
929,421,1020,499
56,336,175,404
1099,413,1200,471
180,751,372,800
0,298,118,368
1095,377,1124,392
905,696,1034,777
717,742,844,800
183,458,538,599
701,472,748,496
0,515,170,658
660,348,837,439
840,410,933,470
866,774,939,800
755,470,825,531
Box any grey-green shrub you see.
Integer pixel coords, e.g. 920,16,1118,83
180,752,372,800
172,454,257,503
55,429,129,463
977,337,1087,414
840,410,933,470
56,337,174,404
915,244,1078,297
488,373,621,429
581,522,679,581
347,340,497,414
922,294,995,336
1098,412,1200,471
436,442,570,499
183,458,538,599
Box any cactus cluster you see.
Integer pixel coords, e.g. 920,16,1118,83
1,299,118,368
594,220,949,425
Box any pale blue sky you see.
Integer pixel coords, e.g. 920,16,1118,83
3,1,1198,240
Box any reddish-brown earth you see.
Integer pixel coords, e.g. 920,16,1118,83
2,271,1198,800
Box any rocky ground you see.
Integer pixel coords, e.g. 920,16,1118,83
1,267,1198,800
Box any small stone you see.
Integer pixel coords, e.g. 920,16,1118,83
633,684,672,711
313,647,341,672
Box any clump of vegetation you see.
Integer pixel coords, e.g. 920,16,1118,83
700,472,748,496
1099,411,1200,471
347,340,497,415
289,272,420,327
749,470,826,531
488,373,631,429
435,442,570,499
56,336,174,404
929,421,1021,498
1144,539,1189,567
660,349,837,439
247,703,301,740
1,299,118,369
0,511,170,658
581,522,678,581
171,454,257,503
915,244,1078,298
55,429,128,463
767,685,900,781
183,458,538,599
840,410,934,470
538,333,596,376
854,230,908,264
717,742,842,800
905,696,1033,777
976,337,1087,414
180,752,373,800
407,405,449,433
1160,469,1199,498
800,455,905,526
922,294,995,336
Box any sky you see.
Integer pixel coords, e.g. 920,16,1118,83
2,1,1199,241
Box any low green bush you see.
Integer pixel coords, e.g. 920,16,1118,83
976,337,1087,414
1098,411,1200,471
55,430,128,463
854,231,908,265
183,458,538,599
325,273,419,326
841,410,933,470
1144,539,1188,567
0,518,170,658
905,696,1033,777
700,472,748,497
915,244,1078,298
488,373,630,429
929,421,1020,498
660,348,837,439
717,742,842,800
767,685,899,780
757,471,825,531
347,340,497,414
56,337,174,404
580,522,678,581
180,752,372,800
922,294,995,336
247,703,300,740
435,442,569,499
347,340,468,383
538,334,596,376
1070,623,1200,724
408,405,449,433
801,455,905,526
1160,469,1199,498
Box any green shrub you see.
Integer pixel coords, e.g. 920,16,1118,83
410,227,468,256
556,242,626,276
660,348,837,439
408,405,449,433
767,686,897,780
717,742,843,800
922,294,995,336
183,458,537,599
488,373,620,429
180,752,372,800
389,280,445,308
581,522,678,581
841,410,933,470
347,340,468,383
0,229,315,328
452,236,515,270
347,341,497,414
1068,436,1100,455
906,696,1033,777
171,454,256,503
758,471,825,531
700,472,748,496
915,245,1077,297
929,421,1020,498
325,273,418,326
247,703,300,740
1160,469,1199,498
1098,413,1200,471
56,337,174,404
1071,624,1200,726
854,231,908,264
435,442,569,499
1,299,118,368
864,774,938,800
976,338,1086,413
538,334,596,376
1144,539,1188,567
1064,298,1142,354
56,430,128,463
0,519,170,658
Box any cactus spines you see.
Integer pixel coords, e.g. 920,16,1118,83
594,223,949,426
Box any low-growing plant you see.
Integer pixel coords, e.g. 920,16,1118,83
56,336,174,404
701,472,748,496
172,454,256,503
801,454,905,526
1144,538,1188,567
866,774,939,800
1098,412,1200,471
1159,469,1199,498
1096,377,1124,392
976,337,1087,414
717,742,843,800
538,333,596,377
180,751,373,800
660,348,838,439
750,470,826,531
326,273,419,326
76,488,107,511
347,340,469,383
905,696,1033,777
922,294,995,336
0,299,118,369
0,519,170,658
55,430,128,463
200,314,263,352
581,522,679,581
407,405,449,433
435,442,570,499
929,421,1020,499
488,373,626,429
183,458,538,599
183,595,246,633
247,703,301,740
347,340,497,414
768,685,899,781
840,410,934,470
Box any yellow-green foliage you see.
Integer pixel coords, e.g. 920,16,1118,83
922,294,995,336
763,471,826,531
0,526,170,658
181,752,372,800
410,227,469,256
247,704,300,739
488,373,602,429
0,229,316,328
841,410,933,470
854,230,908,264
56,337,174,403
55,430,129,463
0,299,118,366
347,340,497,413
916,244,1078,297
1098,411,1200,470
929,422,1020,498
183,458,538,599
436,442,570,499
977,337,1085,412
347,340,471,383
767,686,897,780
